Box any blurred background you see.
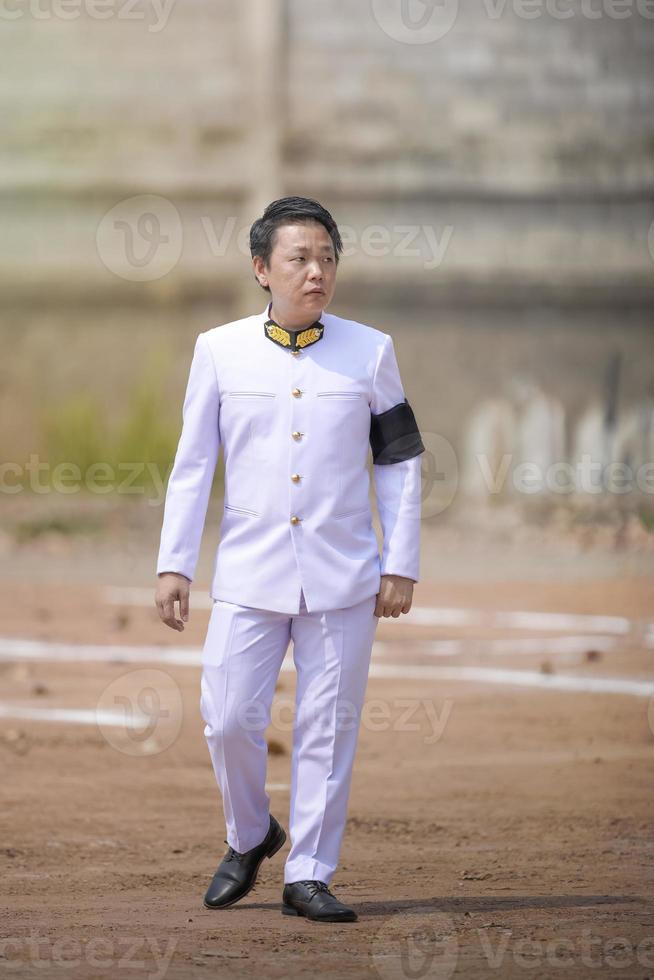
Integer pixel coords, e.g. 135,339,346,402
1,0,653,586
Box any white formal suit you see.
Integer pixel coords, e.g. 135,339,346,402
156,300,424,884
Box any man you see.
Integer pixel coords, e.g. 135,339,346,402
155,196,424,923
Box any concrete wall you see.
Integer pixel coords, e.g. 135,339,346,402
2,0,653,501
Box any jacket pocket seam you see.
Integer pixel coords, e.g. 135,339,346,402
333,504,370,520
224,503,261,517
223,391,276,399
316,391,362,398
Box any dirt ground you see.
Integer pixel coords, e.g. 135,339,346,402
1,511,653,979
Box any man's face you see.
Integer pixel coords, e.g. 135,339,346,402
253,220,337,323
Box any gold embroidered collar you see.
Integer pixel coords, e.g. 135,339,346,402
263,309,325,352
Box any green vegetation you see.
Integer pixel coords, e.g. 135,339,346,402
34,351,224,498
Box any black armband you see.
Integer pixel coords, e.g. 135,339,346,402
369,398,425,464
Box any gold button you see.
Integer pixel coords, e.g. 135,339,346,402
292,387,302,397
290,515,301,525
291,473,301,482
292,431,303,440
291,351,300,357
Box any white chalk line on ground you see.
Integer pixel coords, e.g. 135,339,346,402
0,633,622,666
0,638,653,702
420,635,618,657
405,607,634,634
104,587,645,635
369,664,654,698
0,705,149,727
0,636,206,666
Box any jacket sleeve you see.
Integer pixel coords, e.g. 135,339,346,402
370,334,424,582
156,332,221,582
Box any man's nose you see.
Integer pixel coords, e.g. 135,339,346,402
307,261,324,280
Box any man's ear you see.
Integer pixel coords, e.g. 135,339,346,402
252,257,269,289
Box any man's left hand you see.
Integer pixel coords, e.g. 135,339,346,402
374,574,414,618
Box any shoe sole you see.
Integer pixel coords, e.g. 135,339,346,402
281,903,357,922
203,823,287,910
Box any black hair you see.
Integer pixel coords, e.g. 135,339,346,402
249,196,343,292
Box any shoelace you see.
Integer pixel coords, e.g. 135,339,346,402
298,879,336,899
223,839,246,862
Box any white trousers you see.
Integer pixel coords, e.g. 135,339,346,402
200,587,379,885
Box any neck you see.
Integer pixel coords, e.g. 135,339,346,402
269,302,321,332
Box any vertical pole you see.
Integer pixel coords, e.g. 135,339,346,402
238,0,286,313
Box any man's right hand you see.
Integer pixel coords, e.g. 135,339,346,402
155,572,191,631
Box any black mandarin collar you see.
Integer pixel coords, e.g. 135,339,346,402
263,302,325,353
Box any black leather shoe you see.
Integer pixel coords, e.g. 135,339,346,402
281,879,358,922
203,814,286,909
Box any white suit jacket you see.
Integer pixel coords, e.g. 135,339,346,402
156,302,424,614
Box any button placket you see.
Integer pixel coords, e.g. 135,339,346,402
289,355,308,524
